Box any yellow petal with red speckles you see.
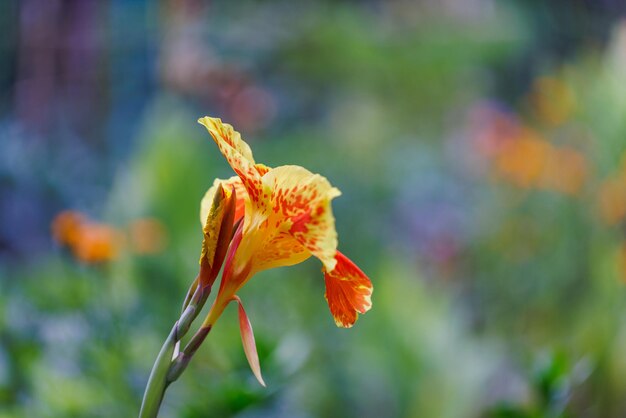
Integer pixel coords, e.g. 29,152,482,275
260,165,341,272
324,251,373,328
198,116,256,163
200,176,248,227
251,231,311,273
198,117,270,209
255,163,271,176
198,116,373,337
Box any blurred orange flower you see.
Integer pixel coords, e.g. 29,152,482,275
72,223,124,263
494,132,550,188
51,210,86,247
476,109,587,195
52,211,167,263
493,132,587,195
52,211,123,263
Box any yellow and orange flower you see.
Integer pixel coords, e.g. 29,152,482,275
196,117,373,383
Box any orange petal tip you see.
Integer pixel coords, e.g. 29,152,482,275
324,251,373,328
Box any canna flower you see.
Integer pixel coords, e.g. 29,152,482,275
139,117,372,416
196,117,373,383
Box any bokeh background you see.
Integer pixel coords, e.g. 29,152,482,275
2,0,626,417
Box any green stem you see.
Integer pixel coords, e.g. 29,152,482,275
138,324,177,418
139,283,208,418
167,325,212,382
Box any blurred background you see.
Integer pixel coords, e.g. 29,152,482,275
2,0,626,417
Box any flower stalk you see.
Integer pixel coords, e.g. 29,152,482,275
139,183,237,418
139,282,205,418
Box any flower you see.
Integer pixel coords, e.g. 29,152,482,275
196,117,373,383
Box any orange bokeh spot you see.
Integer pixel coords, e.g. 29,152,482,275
52,211,124,263
72,224,124,263
52,211,166,263
51,211,87,247
478,115,587,195
495,135,588,195
129,218,167,255
494,133,550,188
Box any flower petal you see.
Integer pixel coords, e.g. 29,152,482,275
198,117,269,208
261,165,341,271
252,231,310,272
255,163,271,176
200,176,247,227
324,251,373,328
232,296,266,387
198,116,256,163
198,182,239,288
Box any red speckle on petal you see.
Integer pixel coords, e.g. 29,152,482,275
289,210,312,234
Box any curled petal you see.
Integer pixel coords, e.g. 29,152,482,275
200,176,247,227
198,116,256,164
232,296,266,387
198,117,270,210
261,165,341,271
324,252,373,328
198,183,238,287
199,183,230,266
